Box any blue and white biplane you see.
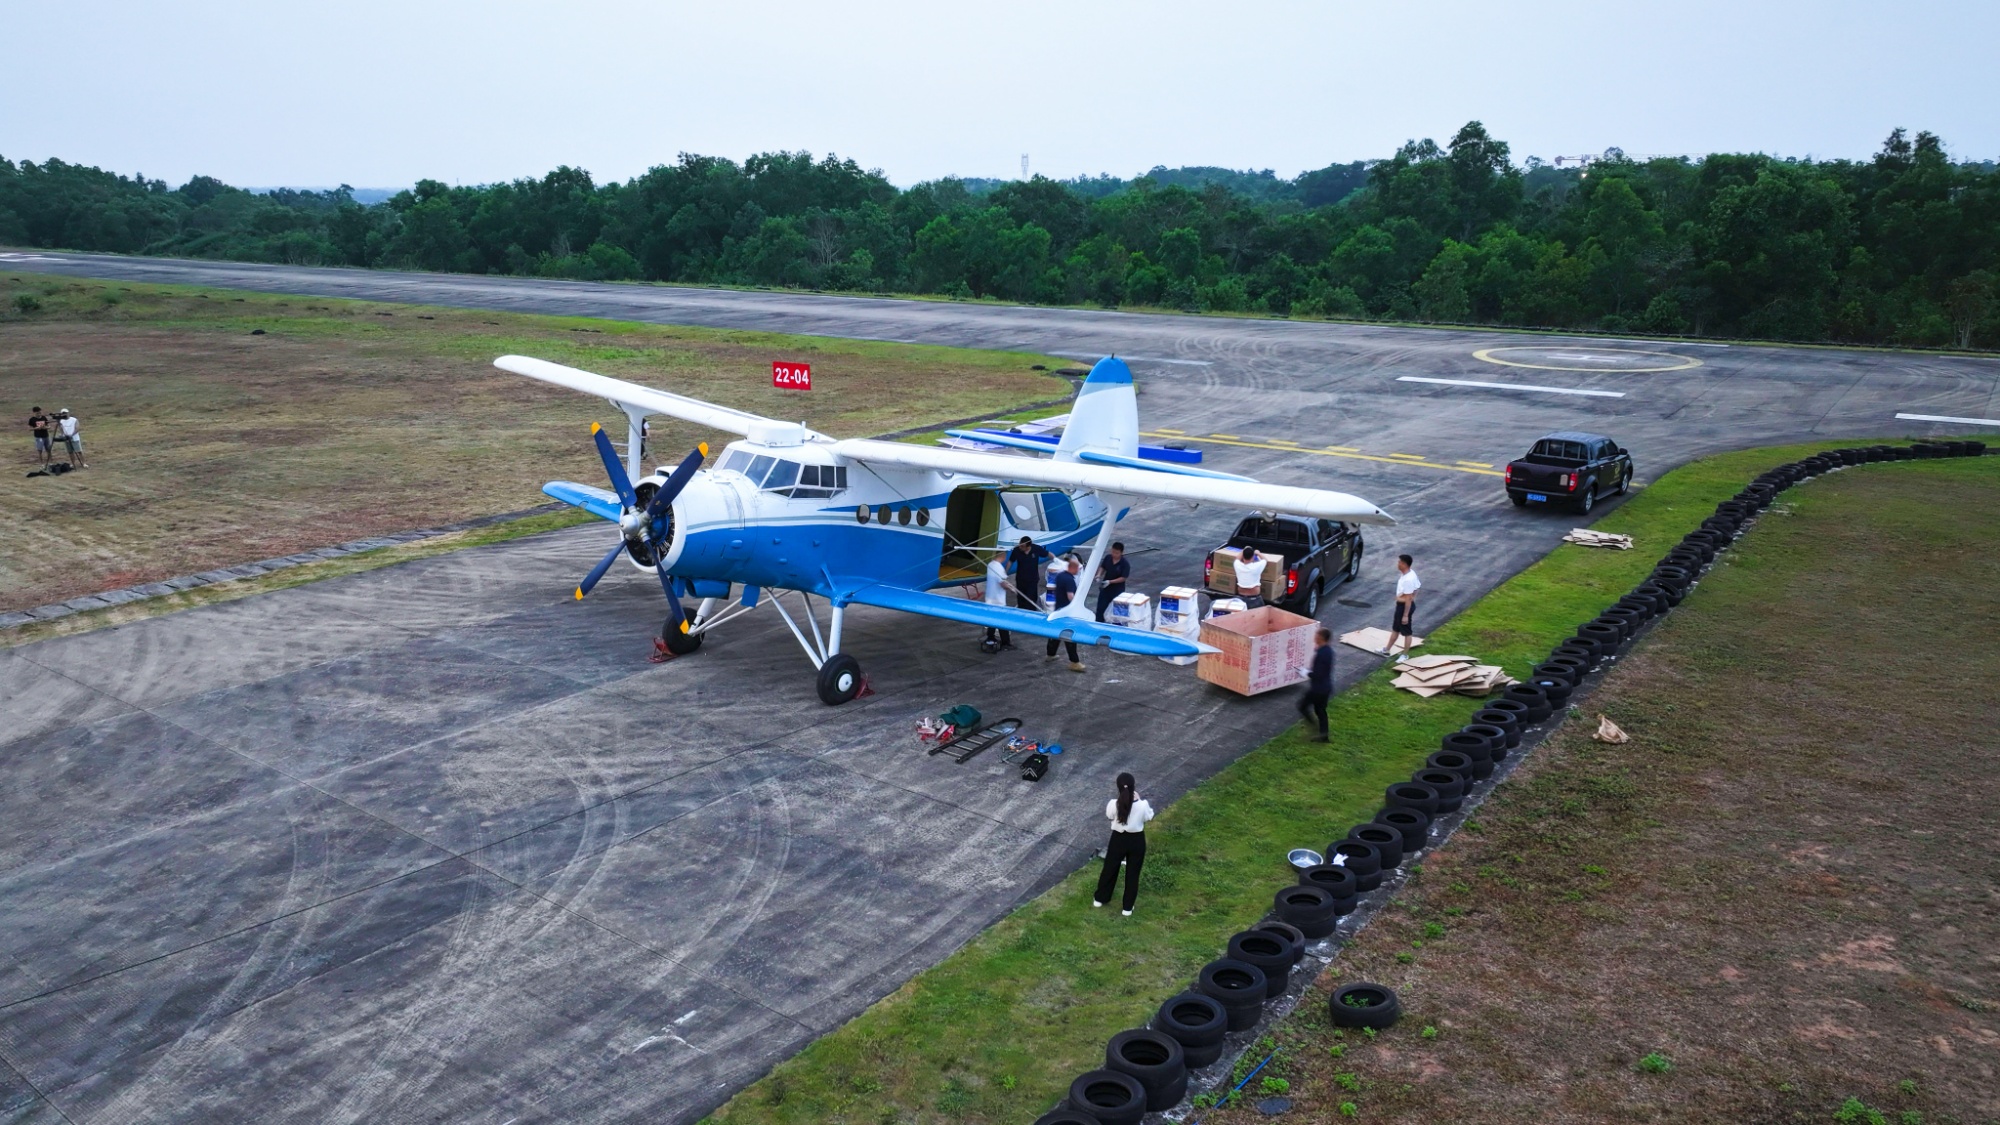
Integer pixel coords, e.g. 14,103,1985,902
498,354,1393,704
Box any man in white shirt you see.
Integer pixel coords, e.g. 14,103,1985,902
982,550,1013,649
57,410,86,469
1232,546,1268,607
1386,553,1420,658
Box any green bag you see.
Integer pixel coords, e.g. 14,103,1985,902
939,705,982,730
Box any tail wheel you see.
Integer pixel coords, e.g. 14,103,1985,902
661,609,702,655
817,654,864,706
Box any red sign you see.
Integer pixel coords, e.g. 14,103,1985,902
772,361,813,390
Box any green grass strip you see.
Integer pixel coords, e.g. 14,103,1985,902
706,440,1979,1124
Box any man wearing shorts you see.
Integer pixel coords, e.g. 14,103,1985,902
57,409,87,468
1386,554,1419,659
28,407,52,465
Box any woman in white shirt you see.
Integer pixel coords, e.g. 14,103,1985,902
982,550,1012,649
1093,772,1154,915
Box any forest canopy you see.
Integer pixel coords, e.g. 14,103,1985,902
3,124,1995,349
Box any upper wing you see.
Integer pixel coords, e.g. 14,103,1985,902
831,438,1395,524
495,355,819,439
843,585,1212,657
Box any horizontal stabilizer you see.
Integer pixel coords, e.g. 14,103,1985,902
843,585,1212,657
1075,449,1254,481
543,481,621,522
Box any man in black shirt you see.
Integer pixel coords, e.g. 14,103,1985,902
28,407,52,465
1006,536,1051,615
1296,627,1334,741
1094,541,1130,622
1045,557,1085,671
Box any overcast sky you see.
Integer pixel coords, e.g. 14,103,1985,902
8,0,1997,190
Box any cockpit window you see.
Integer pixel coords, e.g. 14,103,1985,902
762,460,799,493
743,455,775,487
718,449,752,475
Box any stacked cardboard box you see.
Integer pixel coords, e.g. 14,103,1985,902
1153,586,1202,666
1198,604,1318,695
1389,654,1517,698
1108,592,1153,630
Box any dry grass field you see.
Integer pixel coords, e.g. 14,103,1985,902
0,273,1066,613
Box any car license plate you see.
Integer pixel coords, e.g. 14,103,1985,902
1527,493,1548,503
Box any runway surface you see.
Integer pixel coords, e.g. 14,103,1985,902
3,252,1996,1124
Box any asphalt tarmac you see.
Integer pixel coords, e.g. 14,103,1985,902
4,252,1997,1124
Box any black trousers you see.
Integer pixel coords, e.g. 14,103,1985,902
1047,637,1079,661
984,625,1011,645
1095,831,1147,910
1297,688,1330,736
1095,585,1122,622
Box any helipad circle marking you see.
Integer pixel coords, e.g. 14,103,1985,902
1472,346,1702,374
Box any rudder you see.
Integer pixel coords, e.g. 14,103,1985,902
1055,356,1139,461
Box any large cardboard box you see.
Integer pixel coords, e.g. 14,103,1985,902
1206,546,1286,601
1197,604,1319,696
1155,585,1201,629
1108,592,1153,630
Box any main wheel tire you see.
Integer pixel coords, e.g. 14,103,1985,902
1328,982,1402,1031
1226,931,1297,999
661,609,703,655
1067,1069,1147,1125
1105,1028,1188,1111
1577,484,1597,514
816,654,864,705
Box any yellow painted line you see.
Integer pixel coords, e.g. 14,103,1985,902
1154,427,1186,435
1267,438,1300,445
1473,346,1701,374
1210,433,1240,439
1387,453,1427,460
1456,460,1494,468
1324,445,1359,452
1141,432,1504,477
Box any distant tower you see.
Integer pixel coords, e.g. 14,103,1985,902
1021,153,1030,180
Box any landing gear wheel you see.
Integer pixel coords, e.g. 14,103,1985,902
661,609,702,656
817,653,864,705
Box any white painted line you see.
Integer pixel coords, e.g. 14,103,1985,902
1895,412,2000,426
1049,350,1212,366
1397,376,1626,399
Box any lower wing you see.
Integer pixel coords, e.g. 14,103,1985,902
543,481,622,522
843,585,1211,658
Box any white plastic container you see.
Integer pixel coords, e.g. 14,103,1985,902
1204,597,1247,620
1155,585,1201,629
1108,592,1153,630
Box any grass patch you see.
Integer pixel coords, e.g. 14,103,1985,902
0,272,1065,614
702,442,1979,1124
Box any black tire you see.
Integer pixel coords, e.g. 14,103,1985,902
1532,676,1573,709
1272,885,1340,940
1470,709,1522,750
1460,723,1509,769
1372,807,1431,853
1299,863,1358,900
1067,1069,1146,1125
1483,696,1533,729
1543,654,1591,680
1576,483,1597,514
661,609,703,655
1503,683,1553,723
1614,466,1631,495
816,653,864,705
1413,769,1466,813
1577,622,1622,652
1034,1110,1104,1125
1197,958,1270,1029
1384,781,1441,815
1601,607,1645,635
1425,749,1475,781
1346,823,1405,869
1151,991,1227,1068
1254,921,1307,967
1226,932,1297,999
1106,1028,1188,1111
1329,983,1403,1031
1509,491,1528,507
1329,840,1385,890
1441,729,1498,766
1530,661,1580,688
1304,572,1322,617
1346,545,1363,582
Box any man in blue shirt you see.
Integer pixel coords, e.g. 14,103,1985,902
1094,541,1131,622
1045,557,1085,671
1006,536,1052,615
1296,627,1334,741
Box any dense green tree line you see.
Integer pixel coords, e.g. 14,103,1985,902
3,124,1996,347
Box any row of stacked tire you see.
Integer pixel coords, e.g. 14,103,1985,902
1035,441,1986,1125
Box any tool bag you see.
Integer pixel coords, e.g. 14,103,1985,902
939,705,982,729
1019,752,1049,782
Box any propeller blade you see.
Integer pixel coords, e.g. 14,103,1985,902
658,568,689,634
574,539,628,601
591,422,639,509
646,442,709,518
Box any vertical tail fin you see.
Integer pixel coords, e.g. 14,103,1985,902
1055,357,1139,462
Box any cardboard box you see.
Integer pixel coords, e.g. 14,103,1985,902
1156,585,1201,627
1109,592,1153,630
1207,546,1286,601
1197,604,1319,696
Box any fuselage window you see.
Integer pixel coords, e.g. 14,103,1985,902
876,505,891,524
855,504,869,523
1041,491,1079,532
1006,494,1046,532
916,508,930,527
897,505,912,525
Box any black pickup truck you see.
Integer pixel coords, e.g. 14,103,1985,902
1505,431,1634,514
1203,515,1364,616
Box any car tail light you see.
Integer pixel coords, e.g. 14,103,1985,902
1286,568,1299,595
1504,465,1513,484
1561,473,1576,490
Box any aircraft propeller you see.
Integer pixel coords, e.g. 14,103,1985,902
574,422,707,635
